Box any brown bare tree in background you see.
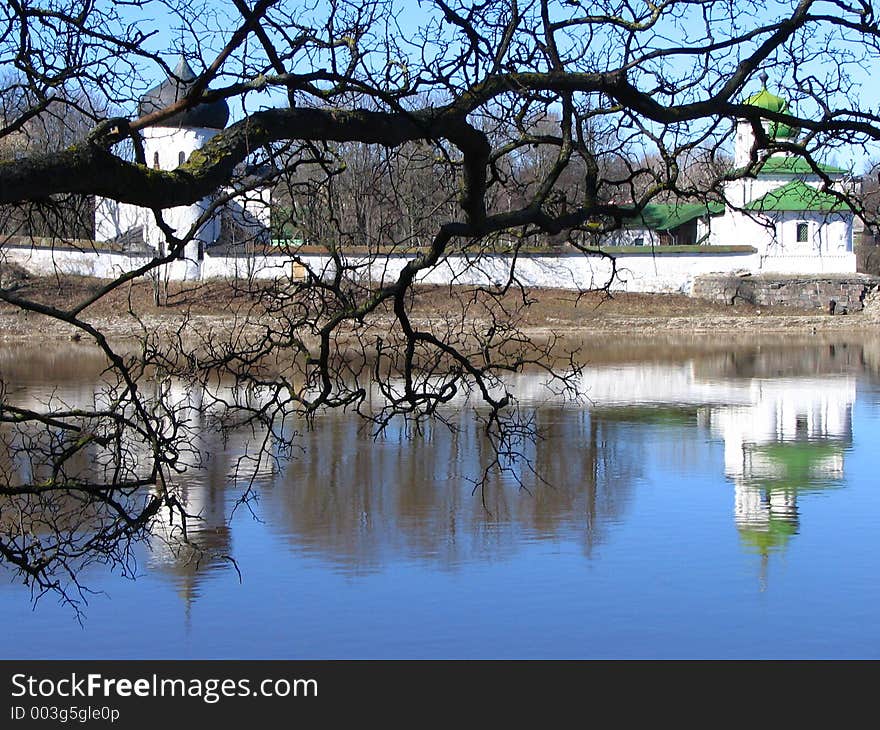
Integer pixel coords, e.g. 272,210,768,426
1,0,879,612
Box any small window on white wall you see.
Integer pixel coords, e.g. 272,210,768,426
178,151,185,166
796,221,809,243
153,152,160,170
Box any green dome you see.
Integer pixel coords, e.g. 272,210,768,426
744,73,799,140
768,120,799,139
744,87,788,114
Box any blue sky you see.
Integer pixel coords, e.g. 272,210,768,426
123,0,879,172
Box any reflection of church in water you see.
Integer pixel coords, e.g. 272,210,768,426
146,355,858,599
144,382,278,612
578,360,855,584
706,378,852,560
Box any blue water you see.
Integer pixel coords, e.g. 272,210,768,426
1,340,879,658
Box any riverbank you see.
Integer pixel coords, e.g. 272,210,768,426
0,273,877,345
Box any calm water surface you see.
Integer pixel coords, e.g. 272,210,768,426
1,337,879,658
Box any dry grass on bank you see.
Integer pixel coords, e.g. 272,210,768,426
0,271,806,318
0,271,875,345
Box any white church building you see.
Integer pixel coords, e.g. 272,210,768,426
605,73,858,275
94,57,270,277
714,73,857,270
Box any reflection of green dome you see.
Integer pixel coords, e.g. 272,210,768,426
738,514,799,553
744,73,799,140
736,440,845,562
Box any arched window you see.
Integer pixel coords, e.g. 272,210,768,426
796,221,809,244
178,150,185,166
153,151,160,170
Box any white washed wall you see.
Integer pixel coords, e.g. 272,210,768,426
355,252,762,293
0,245,857,291
2,246,152,279
228,251,764,294
0,246,199,280
94,199,149,245
758,252,857,274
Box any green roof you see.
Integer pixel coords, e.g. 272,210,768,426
745,179,849,213
755,156,847,176
749,441,848,492
624,202,724,231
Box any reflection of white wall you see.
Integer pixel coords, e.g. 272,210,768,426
578,363,754,407
123,367,856,498
570,364,855,481
2,376,279,505
707,378,854,481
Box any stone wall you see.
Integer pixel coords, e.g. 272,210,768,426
692,273,880,313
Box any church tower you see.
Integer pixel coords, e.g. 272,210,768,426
733,71,799,170
726,72,801,209
95,56,230,276
137,56,230,264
